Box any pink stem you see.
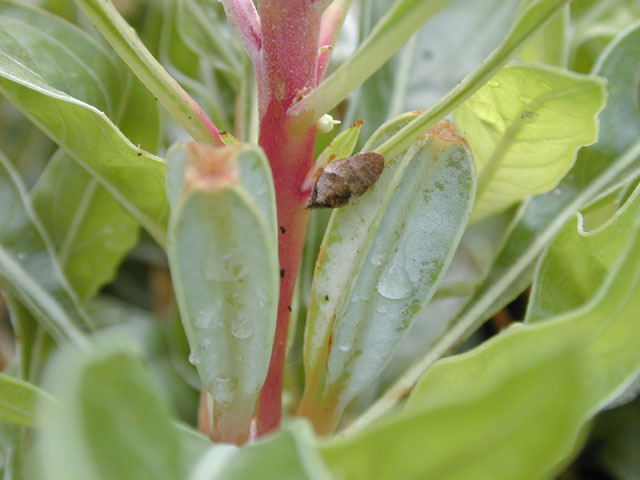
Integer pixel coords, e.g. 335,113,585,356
255,0,325,436
220,0,262,62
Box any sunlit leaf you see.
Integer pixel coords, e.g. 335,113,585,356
455,64,606,220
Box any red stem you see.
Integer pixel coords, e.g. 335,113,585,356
255,0,324,435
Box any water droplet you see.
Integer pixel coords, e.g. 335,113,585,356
213,376,236,406
16,252,26,260
377,304,389,314
231,316,253,339
257,294,268,308
370,251,384,266
339,340,352,352
205,251,247,282
377,257,413,299
188,351,200,366
194,314,212,328
518,95,534,104
487,79,500,87
200,339,211,350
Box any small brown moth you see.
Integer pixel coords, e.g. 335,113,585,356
305,152,385,209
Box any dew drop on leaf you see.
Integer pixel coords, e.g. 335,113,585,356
188,351,200,366
231,316,253,339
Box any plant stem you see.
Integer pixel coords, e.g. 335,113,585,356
255,0,325,435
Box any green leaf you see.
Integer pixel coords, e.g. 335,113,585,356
454,64,606,221
373,0,572,159
527,181,640,321
367,22,640,412
327,218,640,479
176,0,241,73
322,347,584,480
189,421,330,480
0,1,169,245
31,151,140,300
167,144,278,443
71,0,223,145
290,0,457,129
0,151,89,346
0,373,57,429
404,0,521,110
300,114,475,432
36,341,185,480
519,5,569,66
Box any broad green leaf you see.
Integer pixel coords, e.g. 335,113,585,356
367,22,640,412
402,219,640,457
0,373,57,428
0,151,88,346
300,114,475,432
189,421,329,480
168,144,278,443
0,1,169,245
322,347,584,480
36,341,185,480
31,151,140,300
454,64,606,221
527,181,640,321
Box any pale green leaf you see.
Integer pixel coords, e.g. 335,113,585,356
0,1,169,245
167,145,278,442
300,114,475,431
401,220,640,471
527,181,640,321
0,373,57,429
0,151,89,346
519,5,569,66
31,151,140,300
322,347,584,480
189,421,330,480
36,341,184,480
454,64,606,221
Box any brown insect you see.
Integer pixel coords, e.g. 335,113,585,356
305,152,385,209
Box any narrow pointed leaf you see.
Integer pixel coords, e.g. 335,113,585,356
300,114,475,431
454,64,606,220
0,2,169,244
0,373,57,429
0,152,88,346
31,152,140,300
168,144,278,443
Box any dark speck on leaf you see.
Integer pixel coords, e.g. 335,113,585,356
280,226,286,234
280,269,285,278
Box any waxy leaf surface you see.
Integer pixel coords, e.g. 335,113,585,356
301,114,475,428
